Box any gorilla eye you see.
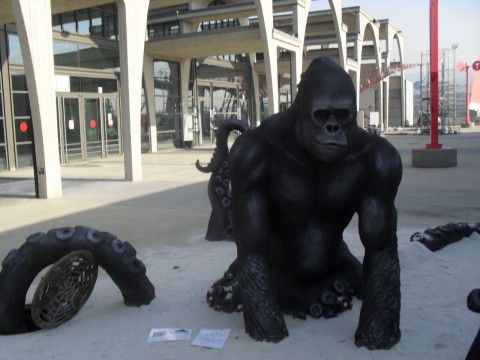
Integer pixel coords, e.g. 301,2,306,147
313,109,330,120
334,109,351,119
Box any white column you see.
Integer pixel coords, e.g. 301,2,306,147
329,0,347,67
255,0,279,115
116,0,150,181
143,53,157,152
11,0,62,198
290,0,310,99
180,59,191,145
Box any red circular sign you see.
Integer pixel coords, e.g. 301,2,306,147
19,121,28,133
473,61,480,71
89,119,97,129
456,61,465,71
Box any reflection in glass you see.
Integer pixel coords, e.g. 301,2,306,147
64,98,82,161
104,98,120,156
53,41,79,67
84,98,102,158
0,146,6,170
154,60,181,149
16,143,33,167
13,94,31,117
7,34,23,64
14,118,31,143
77,9,91,36
10,72,28,91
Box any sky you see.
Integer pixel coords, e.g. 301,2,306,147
310,0,480,83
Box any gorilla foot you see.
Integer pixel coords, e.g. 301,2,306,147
206,271,242,313
354,310,401,350
239,255,288,343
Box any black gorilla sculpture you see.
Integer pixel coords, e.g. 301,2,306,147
205,57,402,350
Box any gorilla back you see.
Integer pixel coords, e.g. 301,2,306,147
206,57,402,350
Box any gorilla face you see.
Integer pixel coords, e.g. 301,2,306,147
295,58,358,163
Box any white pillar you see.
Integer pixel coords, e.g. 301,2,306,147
255,0,279,115
180,59,191,144
290,0,310,99
11,0,62,199
143,53,157,152
329,0,347,67
383,78,390,130
116,0,149,181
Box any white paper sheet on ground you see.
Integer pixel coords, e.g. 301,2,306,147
191,329,231,349
147,328,192,343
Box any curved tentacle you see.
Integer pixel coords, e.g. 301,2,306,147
410,222,479,252
0,226,155,335
196,119,250,173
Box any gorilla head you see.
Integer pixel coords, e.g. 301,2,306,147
294,57,358,163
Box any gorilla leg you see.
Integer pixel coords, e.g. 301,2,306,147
239,254,288,342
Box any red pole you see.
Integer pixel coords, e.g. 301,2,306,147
465,64,471,124
427,0,442,149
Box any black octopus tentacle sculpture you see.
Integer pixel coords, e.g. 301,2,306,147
467,289,480,360
410,222,479,252
411,223,480,359
0,226,155,335
196,119,250,241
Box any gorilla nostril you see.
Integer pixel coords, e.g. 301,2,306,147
325,123,340,134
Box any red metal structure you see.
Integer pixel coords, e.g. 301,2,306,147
427,0,442,149
360,63,419,93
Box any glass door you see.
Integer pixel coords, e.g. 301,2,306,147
62,97,83,162
198,84,212,144
58,94,121,163
103,97,120,156
84,98,102,159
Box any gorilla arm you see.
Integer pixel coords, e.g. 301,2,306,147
229,133,271,262
228,133,290,342
354,140,402,350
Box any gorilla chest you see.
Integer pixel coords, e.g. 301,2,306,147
269,162,363,213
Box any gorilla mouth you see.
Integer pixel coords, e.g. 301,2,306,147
315,141,346,148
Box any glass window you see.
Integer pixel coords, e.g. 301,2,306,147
90,8,103,37
53,41,119,71
78,46,120,71
53,41,80,67
7,33,23,64
61,11,77,33
52,14,62,31
103,4,118,40
0,119,5,144
0,146,7,170
14,118,32,142
16,143,33,167
13,93,30,117
11,72,28,91
69,77,117,93
154,60,181,148
76,9,91,36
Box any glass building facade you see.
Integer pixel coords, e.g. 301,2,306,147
0,1,260,172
